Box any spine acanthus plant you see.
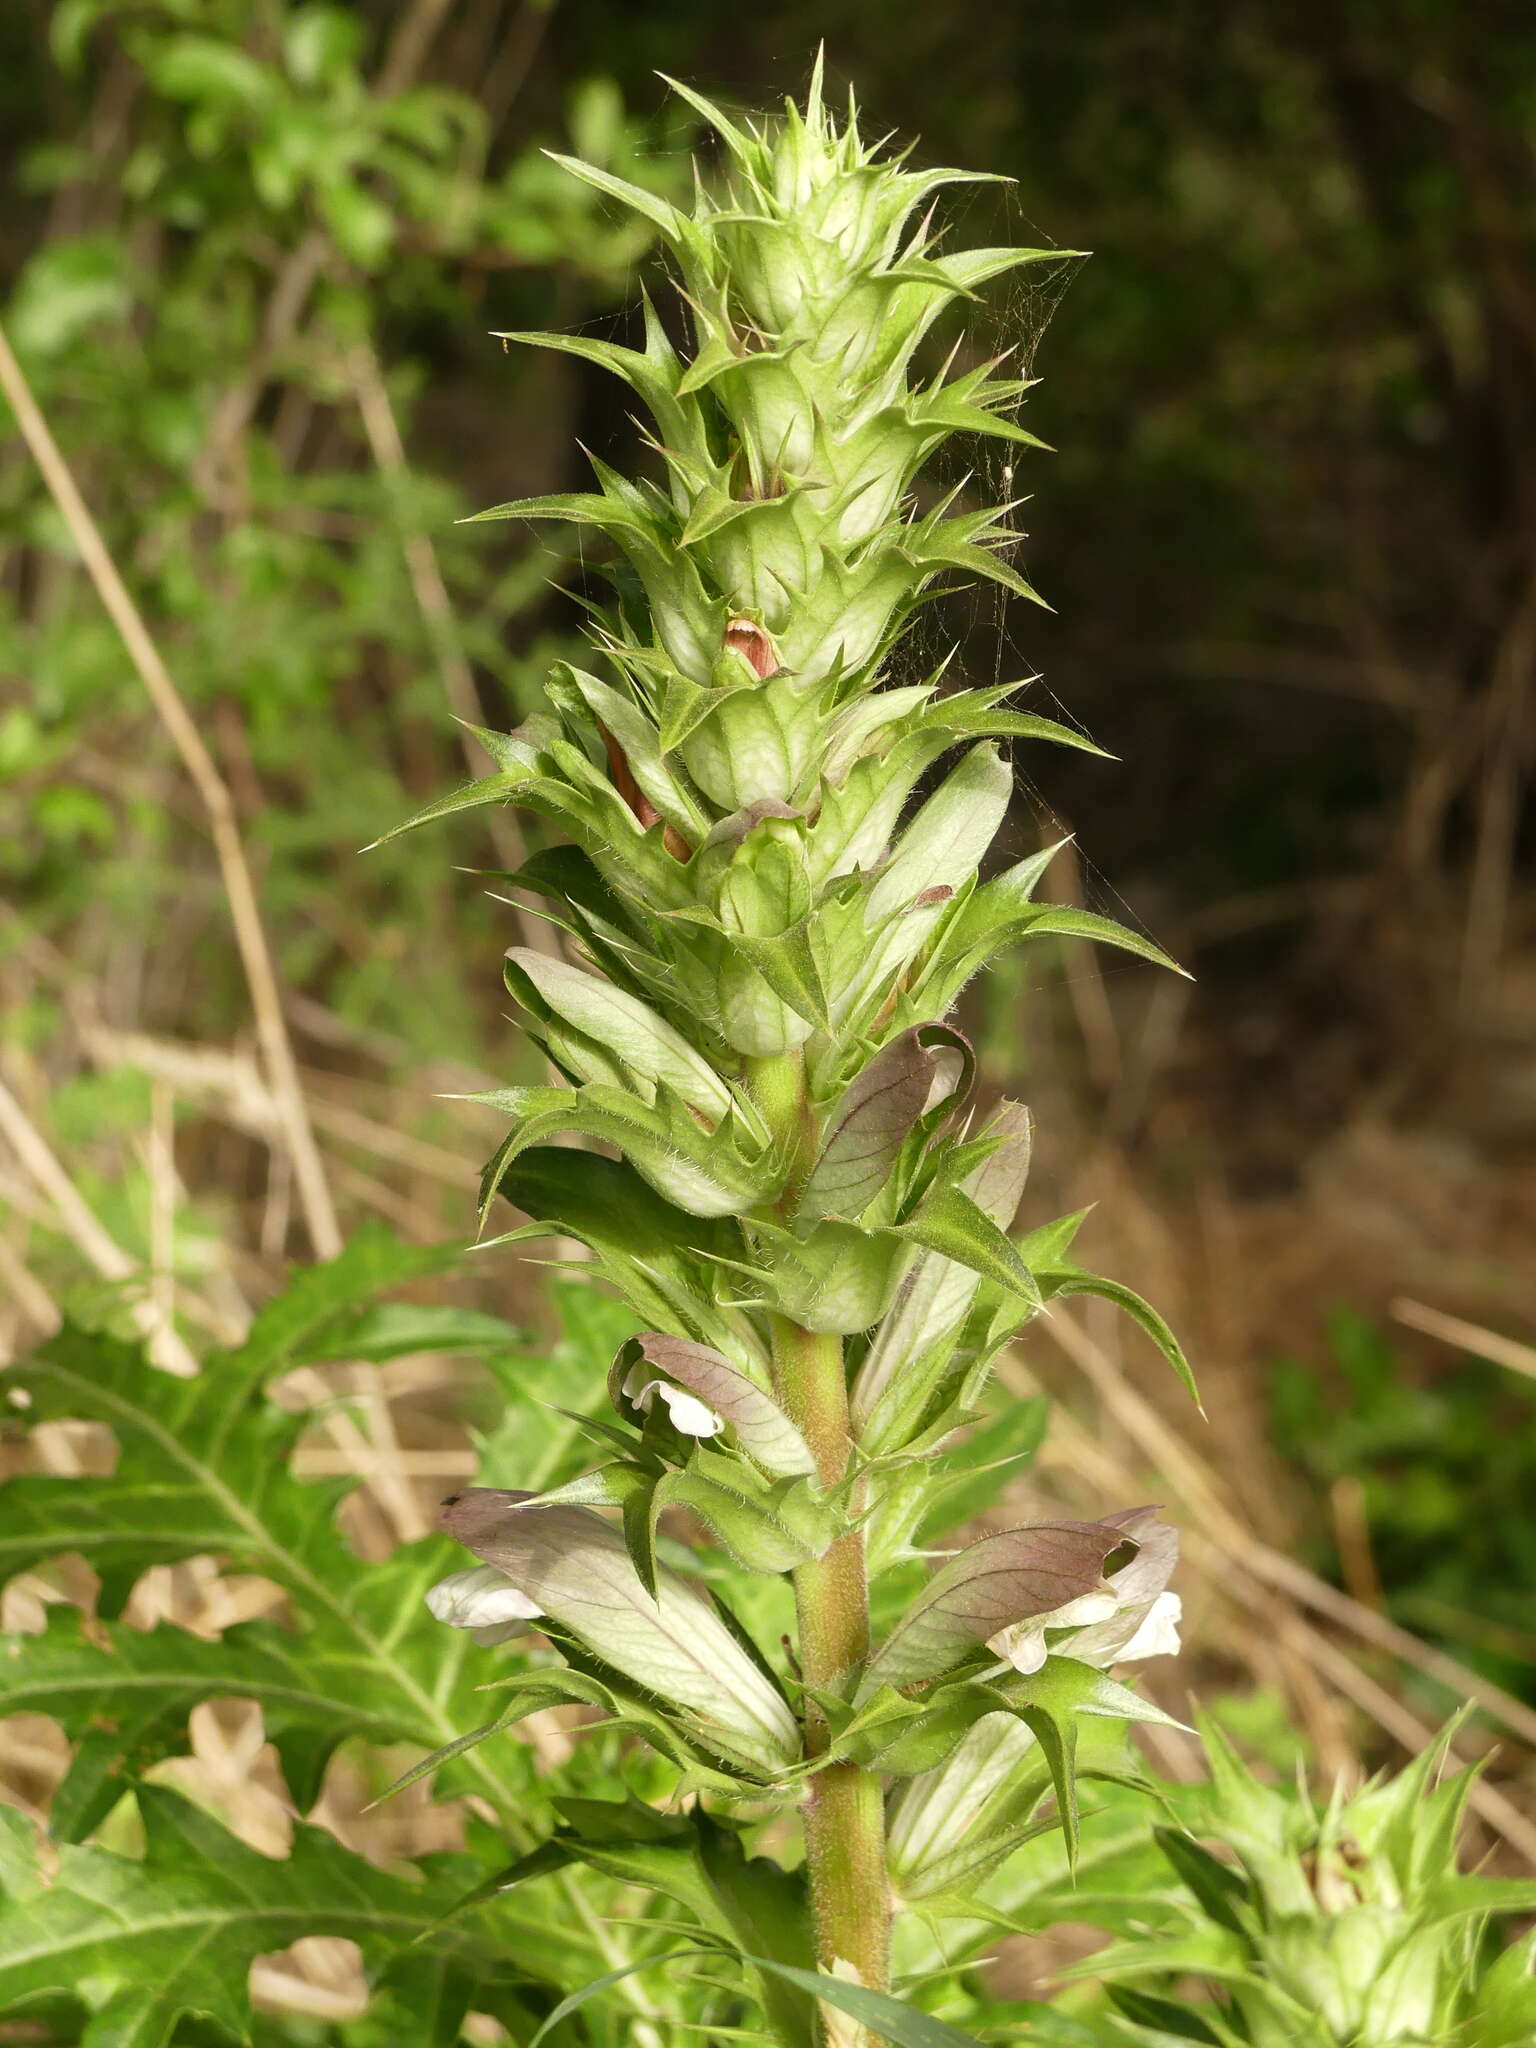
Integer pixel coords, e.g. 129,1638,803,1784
398,62,1197,2044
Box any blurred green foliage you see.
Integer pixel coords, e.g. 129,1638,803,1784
1271,1310,1536,1700
2,0,690,1060
9,0,1536,1114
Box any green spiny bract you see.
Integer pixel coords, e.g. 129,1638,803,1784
398,59,1195,1918
1090,1720,1536,2047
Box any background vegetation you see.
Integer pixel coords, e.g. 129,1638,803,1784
3,0,1534,2031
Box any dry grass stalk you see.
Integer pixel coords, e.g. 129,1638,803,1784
0,1070,197,1375
0,323,341,1263
1392,1295,1536,1384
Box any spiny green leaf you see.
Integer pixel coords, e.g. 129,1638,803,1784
658,74,757,164
543,150,688,240
491,326,684,434
0,1789,513,2048
475,1080,770,1223
228,1220,469,1373
901,512,1049,608
0,1607,412,1839
1016,1699,1082,1868
1007,904,1187,978
1106,1985,1227,2043
296,1299,521,1365
679,483,798,546
1419,1874,1536,1924
895,1183,1042,1310
0,1237,576,1821
1150,1827,1251,1936
927,245,1085,294
1036,1264,1202,1411
363,768,528,848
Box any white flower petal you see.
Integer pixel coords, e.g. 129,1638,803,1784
654,1384,724,1437
622,1373,724,1438
426,1563,541,1632
1050,1590,1121,1629
1116,1590,1182,1663
986,1621,1048,1674
1060,1512,1181,1668
986,1587,1120,1674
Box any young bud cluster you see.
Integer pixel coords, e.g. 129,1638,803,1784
1092,1721,1536,2046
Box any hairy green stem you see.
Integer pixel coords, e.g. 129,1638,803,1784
750,1053,891,2030
776,1319,890,2003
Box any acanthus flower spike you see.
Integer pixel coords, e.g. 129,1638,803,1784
384,58,1197,2038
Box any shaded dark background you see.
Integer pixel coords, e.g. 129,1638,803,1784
3,0,1534,1744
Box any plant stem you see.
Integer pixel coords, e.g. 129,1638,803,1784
775,1316,890,1999
749,1052,891,2031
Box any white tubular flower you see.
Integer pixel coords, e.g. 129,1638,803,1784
425,1563,541,1646
889,1511,1183,1897
981,1574,1183,1676
1060,1508,1180,1668
985,1589,1121,1675
973,1505,1181,1678
1116,1589,1183,1663
619,1362,725,1438
610,1335,815,1475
